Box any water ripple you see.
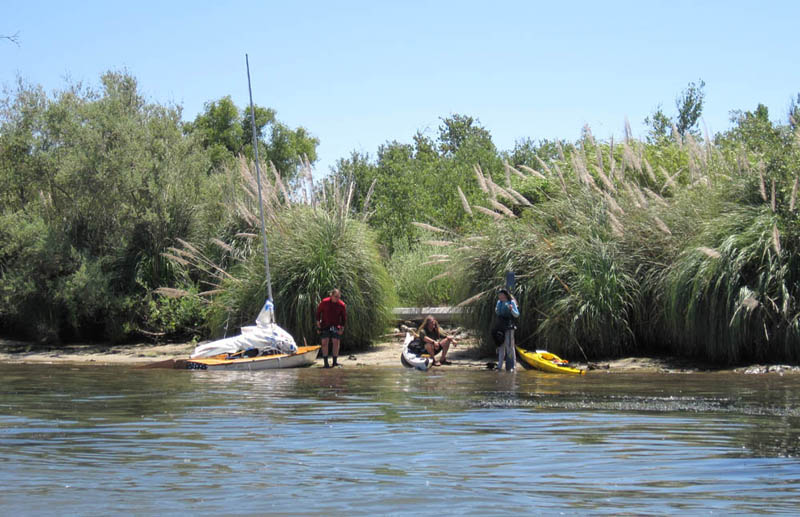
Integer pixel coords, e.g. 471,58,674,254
1,364,799,515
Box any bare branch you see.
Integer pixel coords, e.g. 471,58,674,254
1,32,20,46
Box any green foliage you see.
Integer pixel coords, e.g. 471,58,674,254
143,290,208,340
503,138,563,168
645,79,706,141
0,71,209,342
449,110,800,364
645,107,673,143
457,190,640,359
187,96,249,169
202,204,395,351
0,212,59,340
512,175,556,205
675,79,705,136
789,93,800,130
437,114,495,156
273,208,395,349
331,114,501,253
662,204,800,364
4,68,800,366
186,96,318,181
388,240,457,306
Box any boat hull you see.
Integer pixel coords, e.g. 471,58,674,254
516,347,586,375
400,333,432,371
186,346,320,371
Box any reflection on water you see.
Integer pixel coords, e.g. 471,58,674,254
1,364,799,515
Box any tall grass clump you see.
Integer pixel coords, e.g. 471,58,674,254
388,233,458,306
643,116,800,363
451,121,800,364
162,158,395,351
660,198,800,364
455,183,640,359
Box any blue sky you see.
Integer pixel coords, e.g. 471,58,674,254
3,1,799,174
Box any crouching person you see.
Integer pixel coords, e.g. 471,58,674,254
418,315,457,366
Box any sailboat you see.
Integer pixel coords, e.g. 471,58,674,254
183,300,319,371
147,55,319,371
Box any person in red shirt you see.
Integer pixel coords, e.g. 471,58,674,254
315,288,347,368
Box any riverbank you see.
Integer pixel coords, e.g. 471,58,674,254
2,335,799,374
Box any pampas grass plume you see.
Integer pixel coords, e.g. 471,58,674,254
458,186,473,216
773,224,782,254
475,205,505,220
519,164,547,180
697,247,721,259
412,222,447,233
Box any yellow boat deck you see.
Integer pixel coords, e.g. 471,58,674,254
516,346,586,375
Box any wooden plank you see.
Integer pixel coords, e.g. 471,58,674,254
391,307,464,323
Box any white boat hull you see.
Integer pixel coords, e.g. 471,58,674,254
186,346,319,371
400,333,432,371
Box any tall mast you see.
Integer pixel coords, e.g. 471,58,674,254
245,54,273,303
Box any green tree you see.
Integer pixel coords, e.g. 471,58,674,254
675,79,705,136
187,96,248,170
187,98,318,181
502,137,564,169
788,93,800,129
645,80,706,140
329,114,506,254
331,151,377,212
438,114,494,156
645,106,673,142
0,71,209,342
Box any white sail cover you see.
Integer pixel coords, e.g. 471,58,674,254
190,300,297,359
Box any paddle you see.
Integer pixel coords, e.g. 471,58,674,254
505,271,515,290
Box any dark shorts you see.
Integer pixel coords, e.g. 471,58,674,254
407,339,426,356
409,339,440,356
320,327,341,339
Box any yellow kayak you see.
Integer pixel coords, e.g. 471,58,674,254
516,347,586,375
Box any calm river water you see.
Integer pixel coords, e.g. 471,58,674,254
1,363,799,515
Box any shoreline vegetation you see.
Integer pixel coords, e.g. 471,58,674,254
3,73,800,367
2,335,798,375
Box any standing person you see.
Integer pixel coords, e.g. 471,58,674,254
418,315,457,366
495,288,520,371
316,288,347,368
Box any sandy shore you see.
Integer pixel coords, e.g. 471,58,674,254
0,335,490,368
2,334,798,374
